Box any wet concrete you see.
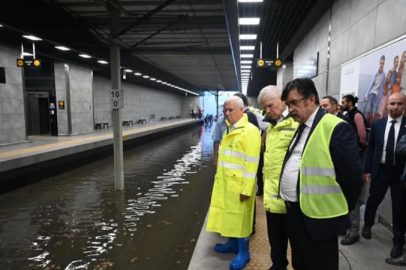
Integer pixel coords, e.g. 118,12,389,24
0,124,216,270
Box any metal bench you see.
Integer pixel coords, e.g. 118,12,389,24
95,123,109,129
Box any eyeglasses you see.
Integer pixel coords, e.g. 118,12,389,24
285,97,306,108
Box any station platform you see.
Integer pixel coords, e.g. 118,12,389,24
188,197,405,270
0,119,202,188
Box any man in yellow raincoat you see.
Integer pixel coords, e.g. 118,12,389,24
206,96,261,270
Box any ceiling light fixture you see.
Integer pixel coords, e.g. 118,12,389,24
143,75,150,78
239,0,263,2
240,46,255,50
124,69,133,72
98,60,108,64
79,54,91,58
239,18,260,25
150,78,156,81
241,60,252,64
0,25,3,27
157,80,162,83
240,34,257,40
55,46,70,51
23,35,42,41
241,65,251,69
241,54,254,58
134,73,142,76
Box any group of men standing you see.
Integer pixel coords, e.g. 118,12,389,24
206,77,406,270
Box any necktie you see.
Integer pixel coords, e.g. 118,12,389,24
285,123,306,161
385,120,396,168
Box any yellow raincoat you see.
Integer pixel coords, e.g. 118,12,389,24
206,114,261,238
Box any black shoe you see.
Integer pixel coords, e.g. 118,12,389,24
340,235,360,245
391,245,403,258
386,256,406,266
362,226,371,239
256,189,263,196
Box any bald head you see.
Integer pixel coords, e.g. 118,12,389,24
224,96,244,124
387,92,406,119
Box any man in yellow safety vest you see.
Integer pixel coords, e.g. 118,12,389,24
258,85,299,270
206,96,261,270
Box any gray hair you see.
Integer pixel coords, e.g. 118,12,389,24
257,85,282,104
225,96,244,109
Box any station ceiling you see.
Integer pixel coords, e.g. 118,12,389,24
0,0,334,97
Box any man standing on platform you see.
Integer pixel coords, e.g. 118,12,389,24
206,96,261,270
362,92,406,259
320,96,350,122
279,78,363,270
258,85,299,270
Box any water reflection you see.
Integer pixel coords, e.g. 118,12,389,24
0,125,215,270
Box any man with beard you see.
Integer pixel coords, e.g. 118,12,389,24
340,94,368,245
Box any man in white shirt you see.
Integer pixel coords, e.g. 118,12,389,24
363,92,406,260
279,78,363,270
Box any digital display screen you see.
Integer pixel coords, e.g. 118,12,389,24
295,52,319,79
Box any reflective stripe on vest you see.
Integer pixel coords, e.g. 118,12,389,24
299,114,348,219
221,161,244,171
223,149,259,163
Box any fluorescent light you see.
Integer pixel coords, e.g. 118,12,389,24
241,54,254,58
150,78,156,81
79,54,91,58
241,71,251,73
98,60,108,64
241,60,252,64
240,46,255,50
55,46,70,51
134,73,142,76
239,18,260,25
241,65,251,69
0,25,2,27
239,0,263,2
240,34,257,40
124,69,133,72
23,52,33,56
23,35,42,41
157,80,162,83
143,75,150,78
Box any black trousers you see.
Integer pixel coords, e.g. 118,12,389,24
364,164,406,246
266,211,289,270
257,152,264,192
286,203,338,270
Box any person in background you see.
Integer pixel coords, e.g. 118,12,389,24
390,56,399,87
399,51,406,94
279,78,363,270
337,105,344,115
386,133,406,266
212,107,227,167
320,96,349,122
206,96,261,270
377,70,393,119
258,85,299,270
392,73,401,94
364,55,386,124
362,92,406,259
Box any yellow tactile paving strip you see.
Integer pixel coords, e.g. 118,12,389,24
247,196,293,270
0,120,195,160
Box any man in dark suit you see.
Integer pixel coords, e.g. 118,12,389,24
320,95,350,122
279,78,364,270
363,92,406,259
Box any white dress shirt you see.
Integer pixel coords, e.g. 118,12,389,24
278,109,290,124
381,115,403,164
280,107,319,202
229,118,242,132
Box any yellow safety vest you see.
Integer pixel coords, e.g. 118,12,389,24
207,114,261,237
249,106,261,114
300,114,349,218
264,116,299,213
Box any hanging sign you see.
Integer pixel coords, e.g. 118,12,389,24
256,58,283,68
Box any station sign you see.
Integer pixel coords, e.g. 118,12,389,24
59,101,65,110
17,59,42,67
256,58,283,68
111,89,124,110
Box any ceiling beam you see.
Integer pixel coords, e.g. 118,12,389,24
132,47,231,55
63,0,219,7
114,0,177,38
279,0,335,61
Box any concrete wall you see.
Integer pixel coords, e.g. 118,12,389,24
54,63,69,135
69,64,93,134
93,76,185,124
0,45,26,145
293,0,406,225
276,62,294,90
294,0,406,100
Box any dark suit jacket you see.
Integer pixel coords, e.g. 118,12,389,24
396,134,406,182
336,112,350,123
364,117,406,179
244,108,259,129
281,109,364,241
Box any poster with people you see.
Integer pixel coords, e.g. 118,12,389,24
340,37,406,127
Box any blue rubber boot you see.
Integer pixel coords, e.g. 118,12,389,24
229,237,250,270
214,237,238,253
